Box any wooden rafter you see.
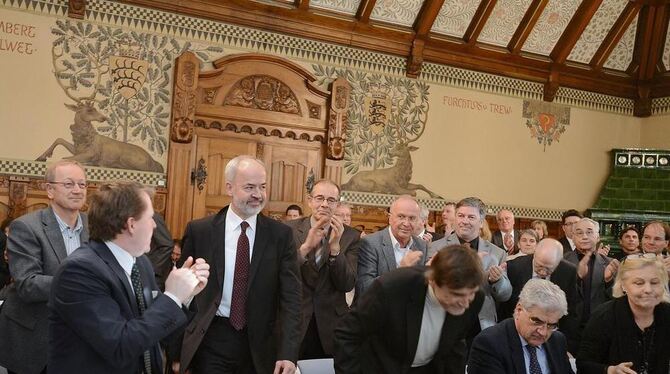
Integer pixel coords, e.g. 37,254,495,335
507,0,549,54
356,0,377,23
297,0,310,11
463,0,497,45
633,5,669,81
550,0,603,64
414,0,445,38
589,1,642,69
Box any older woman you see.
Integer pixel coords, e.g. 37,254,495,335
506,229,539,261
577,255,670,374
531,220,548,240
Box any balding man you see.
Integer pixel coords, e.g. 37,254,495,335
492,210,520,255
355,195,427,297
499,239,579,353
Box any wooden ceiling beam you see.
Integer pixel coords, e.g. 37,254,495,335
407,0,445,78
635,5,669,81
356,0,377,23
507,0,549,54
463,0,497,45
297,0,310,11
550,0,603,64
589,2,642,70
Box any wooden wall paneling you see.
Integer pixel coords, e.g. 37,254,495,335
324,159,343,186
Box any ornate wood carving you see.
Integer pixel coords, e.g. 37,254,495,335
326,78,351,160
194,120,326,143
170,52,199,143
67,0,86,20
544,70,560,102
635,84,652,117
306,101,321,119
406,38,425,79
224,75,302,115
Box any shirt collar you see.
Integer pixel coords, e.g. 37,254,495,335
53,211,83,233
388,227,413,249
226,207,258,233
105,240,135,276
427,283,441,308
518,334,545,352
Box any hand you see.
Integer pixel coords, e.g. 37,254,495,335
165,256,200,303
171,361,180,374
607,362,637,374
421,232,433,242
426,222,436,234
399,250,422,267
604,259,620,283
488,264,504,283
328,215,344,254
188,257,210,296
577,250,593,280
598,243,611,256
299,216,329,258
273,360,296,374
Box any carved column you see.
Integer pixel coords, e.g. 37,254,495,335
170,52,199,144
326,77,351,160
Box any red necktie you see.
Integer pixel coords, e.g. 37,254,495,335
504,233,514,252
230,221,250,330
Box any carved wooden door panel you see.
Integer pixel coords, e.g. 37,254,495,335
191,135,257,218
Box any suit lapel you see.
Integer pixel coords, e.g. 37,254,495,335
42,207,68,263
505,320,527,374
80,214,89,243
94,241,139,315
212,209,227,292
405,282,427,368
381,230,397,271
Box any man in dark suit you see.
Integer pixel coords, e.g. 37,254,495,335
0,160,89,374
468,279,574,374
559,209,582,254
499,238,579,353
178,155,302,374
335,244,484,374
286,179,359,359
356,195,427,297
48,181,210,373
491,209,520,254
563,218,616,330
147,213,175,290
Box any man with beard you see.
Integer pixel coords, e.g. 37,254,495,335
286,179,360,359
176,155,301,374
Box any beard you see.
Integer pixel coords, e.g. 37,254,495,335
233,195,266,218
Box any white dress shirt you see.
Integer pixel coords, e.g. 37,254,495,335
412,284,446,367
389,227,414,267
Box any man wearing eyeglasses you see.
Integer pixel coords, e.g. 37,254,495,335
499,239,579,353
0,160,89,374
559,210,582,254
285,179,360,359
356,195,427,297
468,279,575,374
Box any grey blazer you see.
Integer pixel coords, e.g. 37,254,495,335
429,233,512,329
0,207,88,374
355,228,427,297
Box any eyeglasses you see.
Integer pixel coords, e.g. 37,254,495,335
311,195,338,206
523,308,559,331
48,181,87,190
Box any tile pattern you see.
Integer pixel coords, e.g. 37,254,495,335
0,0,66,14
370,0,422,27
310,0,361,15
568,0,629,64
522,0,581,56
603,14,638,71
651,97,670,116
554,87,634,115
431,0,483,38
479,0,532,47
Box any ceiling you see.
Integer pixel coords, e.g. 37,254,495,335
119,0,670,117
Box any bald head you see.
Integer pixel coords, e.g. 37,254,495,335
532,239,563,279
389,195,420,246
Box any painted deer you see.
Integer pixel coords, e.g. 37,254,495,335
342,141,441,199
36,101,164,173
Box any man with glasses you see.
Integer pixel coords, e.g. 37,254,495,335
285,179,360,359
468,279,574,374
559,209,582,254
499,239,579,353
356,195,427,296
0,160,89,374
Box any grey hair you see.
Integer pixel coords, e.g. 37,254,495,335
419,205,429,221
577,217,600,233
456,197,486,220
224,155,266,183
518,278,568,316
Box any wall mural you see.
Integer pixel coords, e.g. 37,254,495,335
313,64,441,199
35,19,222,172
522,100,571,151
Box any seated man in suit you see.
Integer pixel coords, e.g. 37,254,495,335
499,238,579,353
48,181,210,373
356,195,427,296
429,197,511,330
559,209,582,254
468,278,574,374
492,209,519,255
563,218,616,331
286,179,360,359
335,244,485,374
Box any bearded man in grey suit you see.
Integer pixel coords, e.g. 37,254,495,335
429,197,511,330
0,160,89,374
356,195,427,297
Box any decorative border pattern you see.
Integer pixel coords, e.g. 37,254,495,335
651,97,670,116
613,149,670,169
342,191,563,220
0,0,66,15
0,158,167,186
554,87,634,115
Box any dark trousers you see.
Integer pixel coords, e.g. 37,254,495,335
299,314,329,359
190,317,256,374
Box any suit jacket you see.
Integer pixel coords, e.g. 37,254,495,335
285,216,360,355
559,236,573,254
563,250,612,324
48,240,187,373
355,228,427,297
430,233,512,329
491,230,520,254
577,297,670,374
467,318,574,374
334,267,484,374
498,255,579,353
0,207,88,374
179,206,302,373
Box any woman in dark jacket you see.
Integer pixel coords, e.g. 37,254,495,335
577,254,670,374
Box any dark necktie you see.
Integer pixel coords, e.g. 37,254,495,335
131,263,152,374
230,221,250,330
526,345,543,374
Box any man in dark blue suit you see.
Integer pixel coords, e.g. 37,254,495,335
48,181,210,373
468,279,574,374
